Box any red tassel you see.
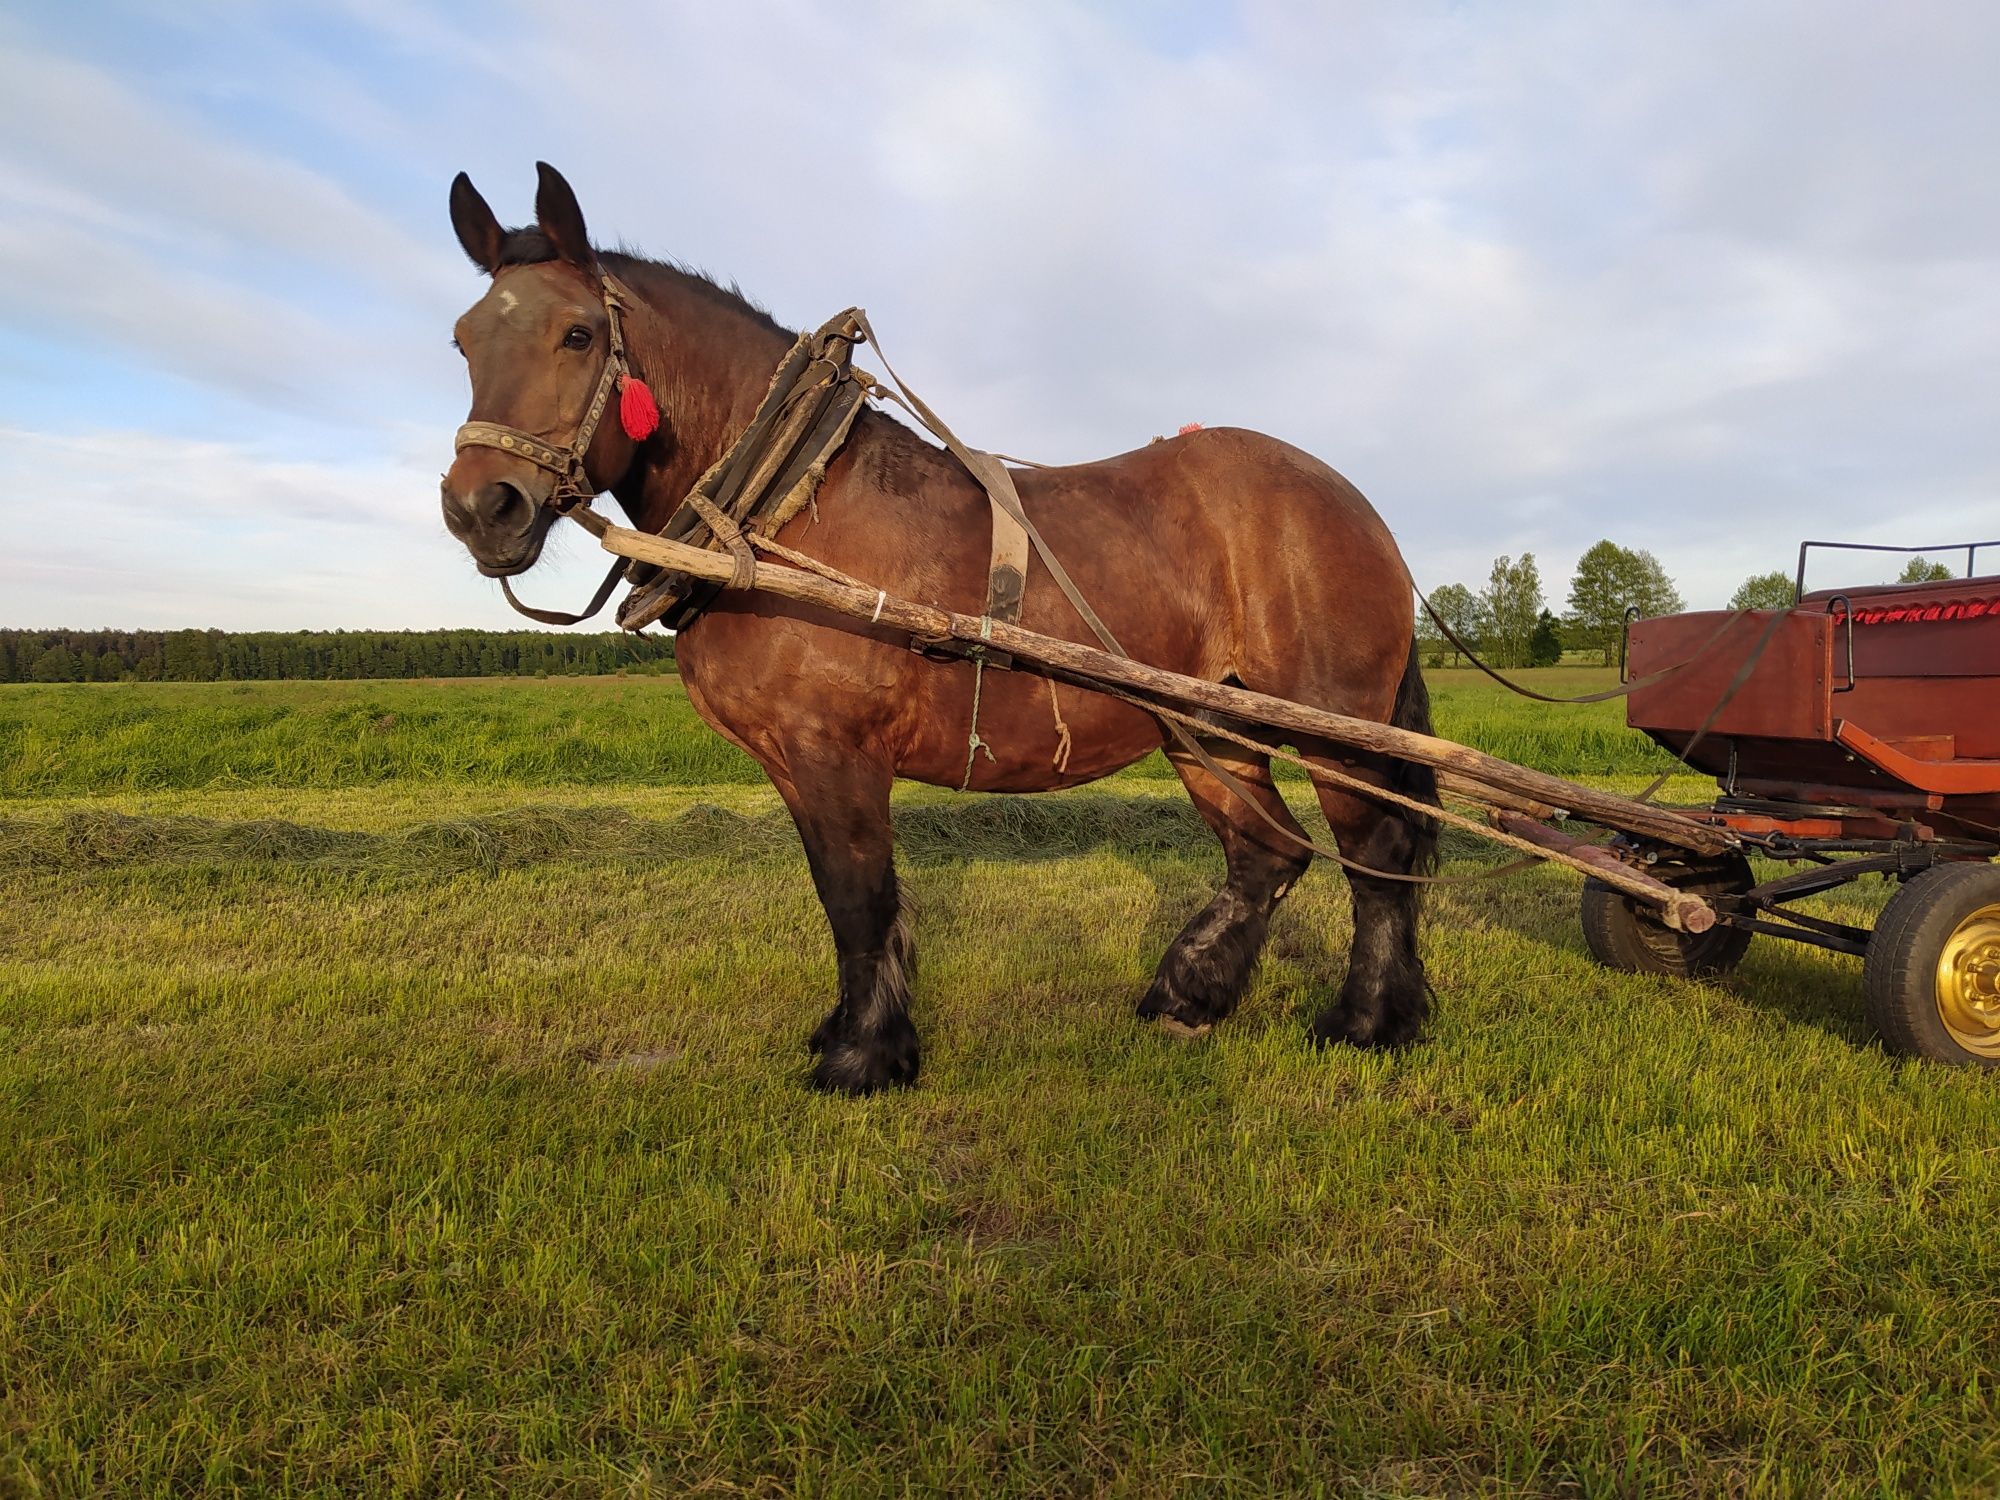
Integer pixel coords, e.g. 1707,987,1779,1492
1177,421,1204,435
618,374,659,441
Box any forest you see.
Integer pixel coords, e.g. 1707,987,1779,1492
0,628,675,683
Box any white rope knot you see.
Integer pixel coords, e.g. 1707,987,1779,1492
960,616,999,791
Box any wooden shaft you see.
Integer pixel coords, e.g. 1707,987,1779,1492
1436,771,1559,822
1490,812,1715,932
599,524,1735,865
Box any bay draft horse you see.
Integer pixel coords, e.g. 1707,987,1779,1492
439,164,1440,1094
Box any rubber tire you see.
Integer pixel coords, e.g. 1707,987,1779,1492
1579,854,1754,978
1864,862,2000,1068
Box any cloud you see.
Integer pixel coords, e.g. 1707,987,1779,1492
0,38,461,299
3,0,1999,631
0,426,609,630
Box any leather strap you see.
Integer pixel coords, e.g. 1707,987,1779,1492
452,424,570,476
850,311,1124,656
497,555,627,626
686,495,757,589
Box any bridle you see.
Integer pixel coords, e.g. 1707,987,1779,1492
451,271,646,622
453,270,639,516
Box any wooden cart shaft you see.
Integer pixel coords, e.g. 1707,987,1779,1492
597,524,1728,928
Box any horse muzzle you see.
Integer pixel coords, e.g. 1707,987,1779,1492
440,475,551,577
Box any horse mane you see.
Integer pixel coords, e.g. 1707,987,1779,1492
493,227,790,338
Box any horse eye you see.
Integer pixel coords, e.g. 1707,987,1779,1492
563,326,593,350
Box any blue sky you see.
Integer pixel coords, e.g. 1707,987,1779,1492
3,1,1996,629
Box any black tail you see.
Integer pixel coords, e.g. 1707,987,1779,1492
1388,640,1441,876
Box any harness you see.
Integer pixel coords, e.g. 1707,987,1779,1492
458,271,1041,647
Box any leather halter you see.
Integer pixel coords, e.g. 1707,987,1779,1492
453,272,639,623
453,271,637,515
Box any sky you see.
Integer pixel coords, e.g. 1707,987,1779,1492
2,0,1996,631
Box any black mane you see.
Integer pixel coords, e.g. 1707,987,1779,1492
494,226,788,337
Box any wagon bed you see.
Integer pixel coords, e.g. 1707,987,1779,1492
1627,571,2000,835
1601,543,2000,1065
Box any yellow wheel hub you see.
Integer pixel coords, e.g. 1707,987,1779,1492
1937,902,2000,1057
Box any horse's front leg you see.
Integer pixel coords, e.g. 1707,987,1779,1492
766,740,917,1095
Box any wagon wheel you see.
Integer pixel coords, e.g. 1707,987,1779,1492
1579,852,1754,979
1864,862,2000,1067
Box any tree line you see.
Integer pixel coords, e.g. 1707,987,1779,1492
9,559,1962,684
0,630,676,684
1419,546,1959,669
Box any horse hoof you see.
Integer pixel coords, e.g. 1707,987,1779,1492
1309,1008,1373,1049
1136,979,1225,1032
809,1027,919,1096
1310,1008,1420,1051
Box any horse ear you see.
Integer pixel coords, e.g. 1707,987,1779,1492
534,162,595,269
449,172,503,274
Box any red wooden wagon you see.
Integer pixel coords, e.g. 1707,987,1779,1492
1597,539,2000,1064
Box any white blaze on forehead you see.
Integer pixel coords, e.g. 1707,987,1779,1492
496,288,520,316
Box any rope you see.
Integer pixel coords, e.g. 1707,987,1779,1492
1047,678,1074,773
1091,679,1547,886
1416,588,1754,704
959,621,998,791
745,532,876,593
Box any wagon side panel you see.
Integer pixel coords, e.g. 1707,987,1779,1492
1625,610,1831,782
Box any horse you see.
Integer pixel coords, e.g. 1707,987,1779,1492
438,163,1440,1095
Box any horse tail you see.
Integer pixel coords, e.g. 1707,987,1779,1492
1388,639,1441,876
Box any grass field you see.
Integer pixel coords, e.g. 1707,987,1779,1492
4,670,1998,1496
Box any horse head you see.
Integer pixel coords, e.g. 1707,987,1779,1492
439,163,648,577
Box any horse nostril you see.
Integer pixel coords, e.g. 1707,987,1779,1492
439,483,472,531
470,481,531,528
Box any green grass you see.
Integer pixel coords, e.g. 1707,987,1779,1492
3,672,1997,1496
0,668,1681,798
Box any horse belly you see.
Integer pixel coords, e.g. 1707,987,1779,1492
896,652,1165,792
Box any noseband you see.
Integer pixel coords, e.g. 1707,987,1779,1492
452,272,643,517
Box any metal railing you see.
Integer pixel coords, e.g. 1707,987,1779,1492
1794,539,2000,602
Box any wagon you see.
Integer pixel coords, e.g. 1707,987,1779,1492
1591,538,2000,1065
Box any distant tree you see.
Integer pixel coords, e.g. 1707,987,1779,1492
1566,541,1628,664
29,645,81,683
0,628,676,683
1529,609,1564,667
1897,557,1953,584
1729,570,1796,611
163,630,216,682
1484,553,1545,669
1420,582,1488,667
1565,540,1685,665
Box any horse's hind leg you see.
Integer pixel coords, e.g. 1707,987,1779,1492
1310,774,1433,1049
1138,739,1314,1034
766,741,918,1095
